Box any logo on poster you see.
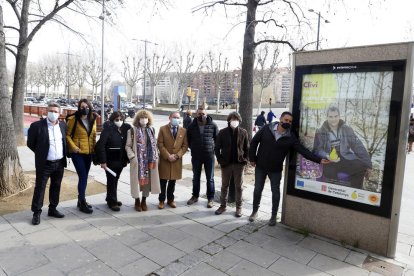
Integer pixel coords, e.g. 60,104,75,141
321,185,327,192
296,180,305,187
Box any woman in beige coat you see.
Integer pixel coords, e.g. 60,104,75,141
125,110,160,211
157,111,188,209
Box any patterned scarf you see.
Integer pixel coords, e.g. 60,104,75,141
135,127,158,185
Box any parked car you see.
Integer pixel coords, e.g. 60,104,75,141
24,97,37,104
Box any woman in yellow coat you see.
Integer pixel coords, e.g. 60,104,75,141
66,99,97,214
157,111,188,209
125,110,161,211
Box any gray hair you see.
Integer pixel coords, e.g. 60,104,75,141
327,106,340,116
227,111,242,123
48,102,61,109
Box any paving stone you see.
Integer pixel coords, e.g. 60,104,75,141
238,220,266,234
397,242,413,256
44,243,98,273
173,235,210,253
3,211,53,235
404,269,414,276
227,240,280,268
179,250,211,267
117,257,161,276
108,226,152,246
213,218,248,233
227,229,250,240
143,225,188,245
0,246,48,275
227,259,280,276
207,250,243,272
179,221,225,243
309,254,370,276
83,209,129,233
269,257,330,276
0,228,26,251
67,260,119,276
132,239,186,266
184,210,226,227
17,263,65,276
259,225,305,245
345,251,369,267
214,235,238,248
25,226,72,250
181,262,227,276
261,238,317,265
87,238,143,269
201,243,224,255
62,222,111,249
155,261,189,276
0,216,13,233
298,237,351,261
243,231,274,247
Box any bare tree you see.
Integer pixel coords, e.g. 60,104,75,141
121,55,143,102
254,44,280,115
0,5,28,196
145,52,173,107
49,63,65,98
73,60,87,99
205,51,229,113
39,64,53,98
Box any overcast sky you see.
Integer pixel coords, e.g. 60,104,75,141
3,0,414,78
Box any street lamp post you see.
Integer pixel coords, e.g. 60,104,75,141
308,9,330,50
99,0,110,123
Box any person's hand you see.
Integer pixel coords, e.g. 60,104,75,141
320,159,331,165
168,154,176,162
75,148,80,153
250,161,256,167
100,163,107,170
327,156,340,163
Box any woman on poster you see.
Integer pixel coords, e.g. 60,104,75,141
313,106,372,189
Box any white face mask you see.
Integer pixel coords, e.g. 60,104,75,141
170,118,180,126
230,120,239,128
114,121,123,128
47,112,59,122
139,118,148,127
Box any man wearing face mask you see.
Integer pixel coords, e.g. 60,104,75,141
186,106,219,208
27,102,67,225
214,112,249,217
157,111,188,209
249,111,330,226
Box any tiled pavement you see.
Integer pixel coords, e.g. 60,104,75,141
1,144,414,275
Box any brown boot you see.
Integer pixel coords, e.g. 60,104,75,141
158,201,165,209
134,198,142,212
235,207,242,218
141,197,148,211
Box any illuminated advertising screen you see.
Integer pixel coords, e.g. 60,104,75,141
288,61,406,217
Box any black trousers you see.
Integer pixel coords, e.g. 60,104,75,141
31,159,64,214
105,162,124,206
323,158,368,189
159,179,176,202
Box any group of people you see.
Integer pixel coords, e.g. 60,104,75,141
28,99,332,227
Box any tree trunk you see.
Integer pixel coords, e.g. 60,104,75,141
239,0,257,140
0,5,28,196
215,85,221,113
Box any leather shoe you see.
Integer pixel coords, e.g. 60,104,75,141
235,208,242,218
207,200,214,208
77,200,92,209
167,201,176,208
249,211,258,222
268,214,277,226
187,196,198,205
48,209,65,218
117,201,122,206
32,213,40,225
109,205,120,212
215,206,226,215
158,201,165,209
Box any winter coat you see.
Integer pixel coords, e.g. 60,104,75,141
313,120,372,168
95,122,131,168
125,126,161,195
66,113,97,155
215,126,249,167
183,115,192,129
255,115,266,127
187,116,218,159
157,124,188,180
249,122,321,172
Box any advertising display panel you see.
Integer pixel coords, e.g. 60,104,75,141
287,61,406,217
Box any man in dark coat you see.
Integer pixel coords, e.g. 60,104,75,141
254,111,266,130
249,111,330,226
186,106,219,208
27,102,67,225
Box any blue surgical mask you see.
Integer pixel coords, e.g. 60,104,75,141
171,118,180,126
47,112,59,122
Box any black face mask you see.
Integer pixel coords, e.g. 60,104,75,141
80,108,89,116
281,122,291,129
198,115,206,122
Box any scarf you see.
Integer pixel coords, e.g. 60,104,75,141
135,127,158,185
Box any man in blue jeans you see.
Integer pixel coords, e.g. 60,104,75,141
249,111,330,226
186,106,219,208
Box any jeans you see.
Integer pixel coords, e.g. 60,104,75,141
71,153,92,201
252,166,282,215
159,179,176,202
31,159,64,213
192,156,215,200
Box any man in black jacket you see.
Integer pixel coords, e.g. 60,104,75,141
186,106,218,208
249,111,330,226
254,111,266,130
27,102,67,225
214,112,249,217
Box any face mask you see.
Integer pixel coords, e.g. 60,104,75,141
230,120,239,128
281,122,291,129
80,108,89,116
140,118,148,126
47,112,59,122
171,118,180,126
114,121,123,128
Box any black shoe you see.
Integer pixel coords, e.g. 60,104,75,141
117,201,122,206
109,205,120,212
77,200,92,209
78,200,93,214
268,214,277,226
32,213,40,225
48,209,65,218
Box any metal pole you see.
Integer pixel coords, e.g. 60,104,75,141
66,52,70,99
100,0,105,122
316,12,321,50
143,40,147,109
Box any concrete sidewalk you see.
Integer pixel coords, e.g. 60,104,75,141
0,146,413,275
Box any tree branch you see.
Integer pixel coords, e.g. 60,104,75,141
3,25,19,32
258,0,275,6
6,0,21,23
5,46,17,58
192,0,247,13
254,39,297,51
254,18,284,29
5,43,17,48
